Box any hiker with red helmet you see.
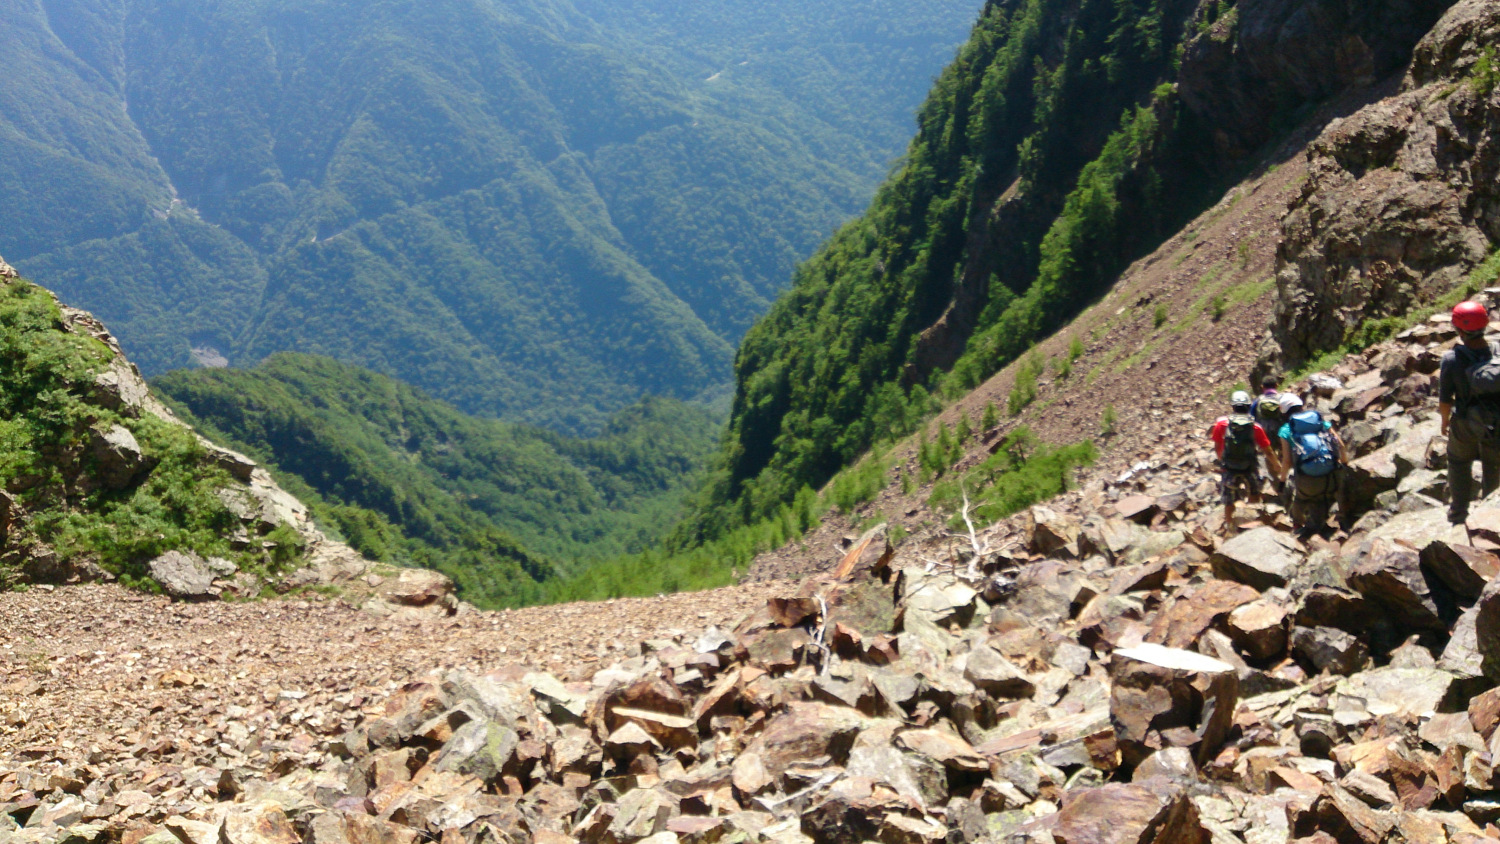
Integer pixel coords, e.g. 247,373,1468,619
1440,301,1500,524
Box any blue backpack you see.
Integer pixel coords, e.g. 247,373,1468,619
1288,411,1337,477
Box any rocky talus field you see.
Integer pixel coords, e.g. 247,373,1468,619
9,296,1500,842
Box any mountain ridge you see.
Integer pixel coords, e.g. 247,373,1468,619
2,0,983,432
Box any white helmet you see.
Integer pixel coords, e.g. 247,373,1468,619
1279,394,1304,414
1230,390,1252,408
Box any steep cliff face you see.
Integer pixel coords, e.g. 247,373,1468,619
1263,0,1500,372
1178,0,1459,161
701,0,1464,535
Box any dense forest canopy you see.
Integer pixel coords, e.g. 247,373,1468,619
1,0,981,432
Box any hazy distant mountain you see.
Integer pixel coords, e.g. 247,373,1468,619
1,0,981,431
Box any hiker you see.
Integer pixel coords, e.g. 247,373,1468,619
1275,394,1346,538
1440,301,1500,524
1210,390,1282,529
1253,376,1284,435
1253,375,1286,495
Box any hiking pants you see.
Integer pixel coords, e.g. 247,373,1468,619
1448,410,1500,522
1291,471,1339,532
1220,465,1261,506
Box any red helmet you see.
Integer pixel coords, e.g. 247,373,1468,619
1454,301,1489,334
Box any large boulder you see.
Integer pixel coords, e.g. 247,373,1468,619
1472,579,1500,680
89,424,152,489
1030,506,1082,557
1346,539,1451,633
1211,528,1304,591
1255,0,1500,376
1051,782,1209,844
149,551,221,601
1109,644,1238,770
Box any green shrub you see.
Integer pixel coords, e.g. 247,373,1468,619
981,401,999,431
929,428,1096,528
1211,295,1227,321
1007,352,1044,416
956,412,973,443
1153,303,1169,329
1472,46,1499,97
1101,405,1118,436
828,454,891,513
0,279,281,586
1068,336,1085,363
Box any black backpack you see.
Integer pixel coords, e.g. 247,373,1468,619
1222,414,1259,472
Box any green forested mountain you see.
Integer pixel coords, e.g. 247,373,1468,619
1,0,980,432
692,0,1458,535
153,353,718,607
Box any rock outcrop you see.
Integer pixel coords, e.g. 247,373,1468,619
1178,0,1460,161
1262,0,1500,373
0,257,453,609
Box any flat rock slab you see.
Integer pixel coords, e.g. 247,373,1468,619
1211,528,1304,591
1052,782,1208,844
1335,667,1457,718
1368,506,1468,548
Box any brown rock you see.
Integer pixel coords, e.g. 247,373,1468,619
962,644,1036,699
1470,687,1500,738
767,596,821,628
1346,540,1448,633
383,569,454,607
1147,580,1260,650
1471,578,1500,680
754,702,866,772
1051,782,1208,844
1109,644,1238,770
824,579,898,640
1292,626,1369,676
222,803,299,844
1296,785,1397,844
742,627,811,673
896,729,987,773
1115,496,1160,526
306,812,423,844
1030,506,1082,557
1468,508,1500,552
1227,600,1290,661
1421,540,1499,602
610,708,697,750
1211,528,1303,591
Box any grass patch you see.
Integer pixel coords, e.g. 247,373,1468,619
1223,276,1276,310
928,428,1097,529
1008,350,1045,416
1085,348,1122,386
1289,252,1500,380
1472,46,1498,97
1116,334,1167,374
